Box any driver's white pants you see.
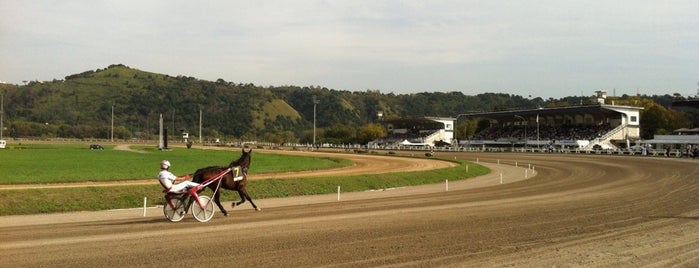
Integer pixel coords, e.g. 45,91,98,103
168,181,200,194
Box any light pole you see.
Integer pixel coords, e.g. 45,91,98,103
111,105,114,142
172,110,175,143
312,95,318,149
454,113,471,143
514,115,527,148
536,114,540,151
0,92,4,140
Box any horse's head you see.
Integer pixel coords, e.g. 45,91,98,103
229,148,252,174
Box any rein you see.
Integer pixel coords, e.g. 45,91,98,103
193,167,231,201
197,168,230,189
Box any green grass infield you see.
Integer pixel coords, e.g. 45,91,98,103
0,143,350,184
0,144,489,215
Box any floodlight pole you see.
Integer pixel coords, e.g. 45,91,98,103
0,92,5,140
111,105,114,142
514,115,526,148
536,114,540,151
158,114,164,149
312,95,319,150
0,93,4,140
454,113,470,142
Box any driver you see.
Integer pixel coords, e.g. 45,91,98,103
157,160,200,194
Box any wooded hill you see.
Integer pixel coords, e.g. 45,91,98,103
0,64,691,143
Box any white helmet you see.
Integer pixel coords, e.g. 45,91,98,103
160,160,171,169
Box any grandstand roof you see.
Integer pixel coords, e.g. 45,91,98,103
458,104,641,121
672,99,699,108
383,117,447,128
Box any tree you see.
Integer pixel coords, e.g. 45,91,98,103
639,103,689,139
323,124,356,144
264,130,297,145
357,123,387,145
609,96,690,139
456,119,478,140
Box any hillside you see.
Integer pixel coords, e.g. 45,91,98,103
0,64,687,143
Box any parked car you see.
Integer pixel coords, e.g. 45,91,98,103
89,144,104,150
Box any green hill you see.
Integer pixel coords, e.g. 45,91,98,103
0,64,686,142
4,64,306,142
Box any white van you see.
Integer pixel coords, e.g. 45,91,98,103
0,140,6,149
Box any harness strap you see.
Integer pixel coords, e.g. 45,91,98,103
211,174,224,199
199,168,232,187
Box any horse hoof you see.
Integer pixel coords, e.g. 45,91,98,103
231,202,237,208
255,208,261,211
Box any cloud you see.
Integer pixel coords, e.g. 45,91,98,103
1,0,697,98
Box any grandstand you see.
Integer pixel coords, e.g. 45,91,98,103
460,91,642,151
371,91,643,152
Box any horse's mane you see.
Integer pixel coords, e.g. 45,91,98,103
193,165,225,176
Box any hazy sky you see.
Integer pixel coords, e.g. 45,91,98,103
1,1,697,98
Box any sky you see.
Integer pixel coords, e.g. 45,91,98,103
1,1,697,99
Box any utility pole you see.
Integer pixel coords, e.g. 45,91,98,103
1,92,4,140
158,113,164,150
536,114,539,151
111,105,114,142
172,110,175,143
313,95,319,149
514,115,526,148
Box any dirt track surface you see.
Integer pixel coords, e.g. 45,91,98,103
1,152,698,267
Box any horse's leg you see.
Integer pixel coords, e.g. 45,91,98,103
212,189,228,217
245,193,261,211
183,195,194,214
234,190,246,208
238,188,260,211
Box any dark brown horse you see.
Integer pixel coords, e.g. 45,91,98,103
192,148,259,216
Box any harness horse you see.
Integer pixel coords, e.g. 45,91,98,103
192,148,260,217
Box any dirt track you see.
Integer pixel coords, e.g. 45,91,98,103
1,152,698,267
